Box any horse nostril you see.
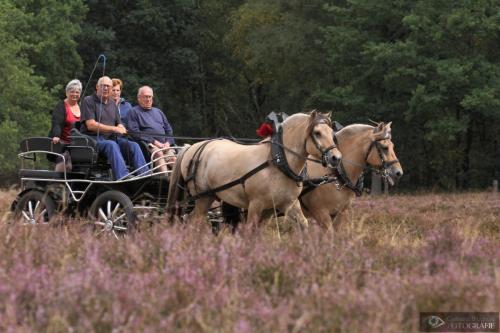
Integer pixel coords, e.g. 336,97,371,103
329,156,339,167
395,170,403,178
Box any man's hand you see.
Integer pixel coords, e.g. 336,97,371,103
115,125,127,135
153,140,170,149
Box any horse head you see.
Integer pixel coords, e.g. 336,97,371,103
367,122,403,186
306,110,342,168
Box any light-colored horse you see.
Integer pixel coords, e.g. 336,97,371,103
168,111,342,227
300,122,403,229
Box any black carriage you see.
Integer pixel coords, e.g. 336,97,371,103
10,132,173,237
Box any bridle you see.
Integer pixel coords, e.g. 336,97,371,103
310,122,339,167
268,116,339,182
302,133,399,197
364,138,400,177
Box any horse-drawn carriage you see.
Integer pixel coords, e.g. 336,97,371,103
10,130,174,237
10,111,403,236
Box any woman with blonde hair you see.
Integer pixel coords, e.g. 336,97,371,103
111,78,133,128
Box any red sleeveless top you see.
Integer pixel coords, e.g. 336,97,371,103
61,102,80,143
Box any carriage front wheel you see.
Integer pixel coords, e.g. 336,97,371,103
89,190,137,238
14,190,56,225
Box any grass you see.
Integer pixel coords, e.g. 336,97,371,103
0,190,498,332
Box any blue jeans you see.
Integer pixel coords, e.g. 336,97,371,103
96,136,149,180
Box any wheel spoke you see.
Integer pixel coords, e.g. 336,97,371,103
107,200,112,218
28,201,34,218
34,200,40,213
114,213,127,223
98,208,108,221
111,202,121,219
21,210,31,222
112,230,119,239
95,228,107,236
94,221,107,226
113,225,127,231
38,208,48,223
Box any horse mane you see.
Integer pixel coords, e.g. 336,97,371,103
283,111,332,134
336,124,374,140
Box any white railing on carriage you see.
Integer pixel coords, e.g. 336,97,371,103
117,145,177,181
17,145,182,203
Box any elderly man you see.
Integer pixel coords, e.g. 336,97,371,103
80,76,149,180
127,85,176,173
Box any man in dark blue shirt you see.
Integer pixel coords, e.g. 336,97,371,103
81,76,149,180
128,86,176,173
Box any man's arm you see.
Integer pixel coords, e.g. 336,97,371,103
162,113,175,145
127,109,152,143
85,119,127,135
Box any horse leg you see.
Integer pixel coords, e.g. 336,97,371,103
311,208,333,230
189,197,215,225
284,200,309,229
332,206,352,230
246,201,264,228
221,202,241,234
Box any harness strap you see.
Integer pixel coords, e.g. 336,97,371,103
271,128,304,182
189,160,270,201
185,139,217,189
335,160,364,196
300,174,338,198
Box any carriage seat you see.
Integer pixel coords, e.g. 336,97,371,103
67,128,99,165
19,137,64,161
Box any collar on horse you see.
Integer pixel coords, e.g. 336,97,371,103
270,112,338,182
270,126,306,182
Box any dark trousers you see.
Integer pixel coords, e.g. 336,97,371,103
96,136,149,180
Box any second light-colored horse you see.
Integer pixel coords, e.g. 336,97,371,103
300,122,403,229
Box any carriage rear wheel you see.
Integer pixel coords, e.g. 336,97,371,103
89,190,137,238
14,190,56,225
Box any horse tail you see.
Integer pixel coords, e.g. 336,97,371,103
167,144,190,218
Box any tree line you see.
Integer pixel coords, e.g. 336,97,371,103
0,0,498,190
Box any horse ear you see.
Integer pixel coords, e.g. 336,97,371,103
374,122,385,133
310,109,318,118
383,122,392,139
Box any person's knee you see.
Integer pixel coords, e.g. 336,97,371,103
128,141,142,153
99,140,119,154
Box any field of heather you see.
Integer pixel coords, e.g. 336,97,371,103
0,189,498,333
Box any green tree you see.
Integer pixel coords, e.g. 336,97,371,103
0,0,85,175
0,1,52,173
226,0,330,115
13,0,86,90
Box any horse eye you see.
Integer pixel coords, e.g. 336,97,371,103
314,131,321,137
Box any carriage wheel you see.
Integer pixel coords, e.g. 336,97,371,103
89,191,137,238
14,190,56,225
